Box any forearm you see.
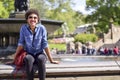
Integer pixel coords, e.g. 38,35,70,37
44,47,54,63
14,46,24,59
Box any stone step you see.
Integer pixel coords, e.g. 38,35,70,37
0,61,120,78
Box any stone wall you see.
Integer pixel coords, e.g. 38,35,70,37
93,25,120,49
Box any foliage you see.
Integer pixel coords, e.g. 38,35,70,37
0,0,14,18
45,0,85,35
49,43,66,51
30,0,48,18
74,33,98,44
0,2,8,18
85,0,120,33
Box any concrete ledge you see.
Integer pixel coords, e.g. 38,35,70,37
0,60,120,79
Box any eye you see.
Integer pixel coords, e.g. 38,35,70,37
28,16,38,19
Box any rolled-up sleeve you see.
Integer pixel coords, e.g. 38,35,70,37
41,26,48,49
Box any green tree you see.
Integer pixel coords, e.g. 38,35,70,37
85,0,120,33
0,0,14,18
30,0,48,18
45,0,84,35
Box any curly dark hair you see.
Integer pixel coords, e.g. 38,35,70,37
25,9,40,22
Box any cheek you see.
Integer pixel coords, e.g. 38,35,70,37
35,19,39,23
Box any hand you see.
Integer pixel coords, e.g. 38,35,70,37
51,60,60,64
5,61,14,65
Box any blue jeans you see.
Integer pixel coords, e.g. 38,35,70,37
24,53,47,80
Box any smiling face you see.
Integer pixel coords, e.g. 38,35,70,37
27,14,38,30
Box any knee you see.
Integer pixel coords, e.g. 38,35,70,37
38,54,46,62
24,54,34,63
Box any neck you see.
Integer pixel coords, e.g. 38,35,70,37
30,26,35,33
